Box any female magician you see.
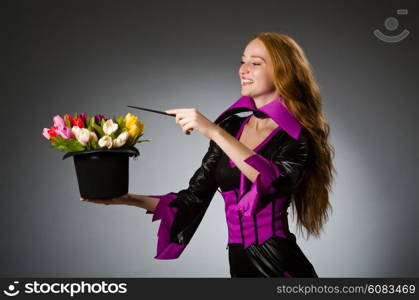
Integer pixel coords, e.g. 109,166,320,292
81,32,336,278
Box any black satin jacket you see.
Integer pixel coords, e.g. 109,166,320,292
162,114,311,247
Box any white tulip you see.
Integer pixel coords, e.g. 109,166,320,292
90,131,98,143
103,119,118,135
76,128,91,146
98,135,113,149
112,131,129,148
71,126,90,146
71,126,81,136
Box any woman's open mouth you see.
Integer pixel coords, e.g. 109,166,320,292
241,79,254,86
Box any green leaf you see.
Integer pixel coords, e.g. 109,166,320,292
50,135,85,152
138,139,151,143
116,116,124,127
93,122,105,137
50,143,67,152
112,123,122,139
87,116,94,131
91,138,100,150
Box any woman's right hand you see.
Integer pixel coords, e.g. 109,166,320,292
80,193,131,206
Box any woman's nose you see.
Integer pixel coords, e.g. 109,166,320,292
239,63,249,75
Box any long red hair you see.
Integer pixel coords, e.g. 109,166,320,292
248,32,336,239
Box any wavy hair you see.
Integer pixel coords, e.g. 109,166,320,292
248,32,336,239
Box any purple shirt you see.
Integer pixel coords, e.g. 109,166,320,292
146,95,306,259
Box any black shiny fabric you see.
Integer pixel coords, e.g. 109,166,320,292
229,234,318,278
215,152,241,192
167,115,243,244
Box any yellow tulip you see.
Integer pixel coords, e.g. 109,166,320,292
128,123,144,138
137,121,144,133
124,113,138,128
124,113,144,138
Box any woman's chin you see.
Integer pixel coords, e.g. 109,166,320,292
240,88,252,97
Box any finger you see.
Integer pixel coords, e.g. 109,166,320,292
175,112,190,125
175,114,182,124
166,109,187,116
182,123,194,135
165,108,191,114
178,117,191,127
81,198,109,205
165,109,176,114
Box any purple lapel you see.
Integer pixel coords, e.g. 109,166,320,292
214,96,303,140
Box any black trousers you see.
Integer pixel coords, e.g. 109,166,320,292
228,235,318,278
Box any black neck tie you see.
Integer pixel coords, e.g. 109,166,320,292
252,110,269,119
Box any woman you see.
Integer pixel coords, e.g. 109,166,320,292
81,32,335,278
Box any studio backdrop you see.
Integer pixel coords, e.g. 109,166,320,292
1,0,418,277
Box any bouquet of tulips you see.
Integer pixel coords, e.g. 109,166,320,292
42,112,150,152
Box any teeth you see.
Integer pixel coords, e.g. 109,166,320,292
241,79,254,85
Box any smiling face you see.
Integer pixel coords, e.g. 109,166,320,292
239,38,277,101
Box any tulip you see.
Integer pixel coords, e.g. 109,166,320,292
42,128,51,140
90,131,98,143
124,113,144,138
74,116,84,128
63,114,72,128
53,115,65,128
71,126,90,146
124,113,138,128
98,135,113,149
103,119,118,135
64,114,75,127
71,126,81,136
77,128,91,146
127,123,141,138
79,113,87,126
56,125,74,139
67,114,77,127
95,114,106,125
112,131,129,148
48,125,58,139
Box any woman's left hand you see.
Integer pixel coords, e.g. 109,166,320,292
165,108,218,140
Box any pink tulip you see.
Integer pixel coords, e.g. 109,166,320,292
53,115,66,128
42,128,50,140
56,125,74,139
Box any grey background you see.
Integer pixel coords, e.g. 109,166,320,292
1,0,418,277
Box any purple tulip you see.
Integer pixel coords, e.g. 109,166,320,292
79,113,87,127
94,114,106,125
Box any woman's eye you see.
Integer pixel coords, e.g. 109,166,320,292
240,61,260,66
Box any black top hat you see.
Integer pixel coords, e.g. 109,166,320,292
63,146,140,199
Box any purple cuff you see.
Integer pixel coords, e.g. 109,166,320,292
234,154,282,216
145,193,187,260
